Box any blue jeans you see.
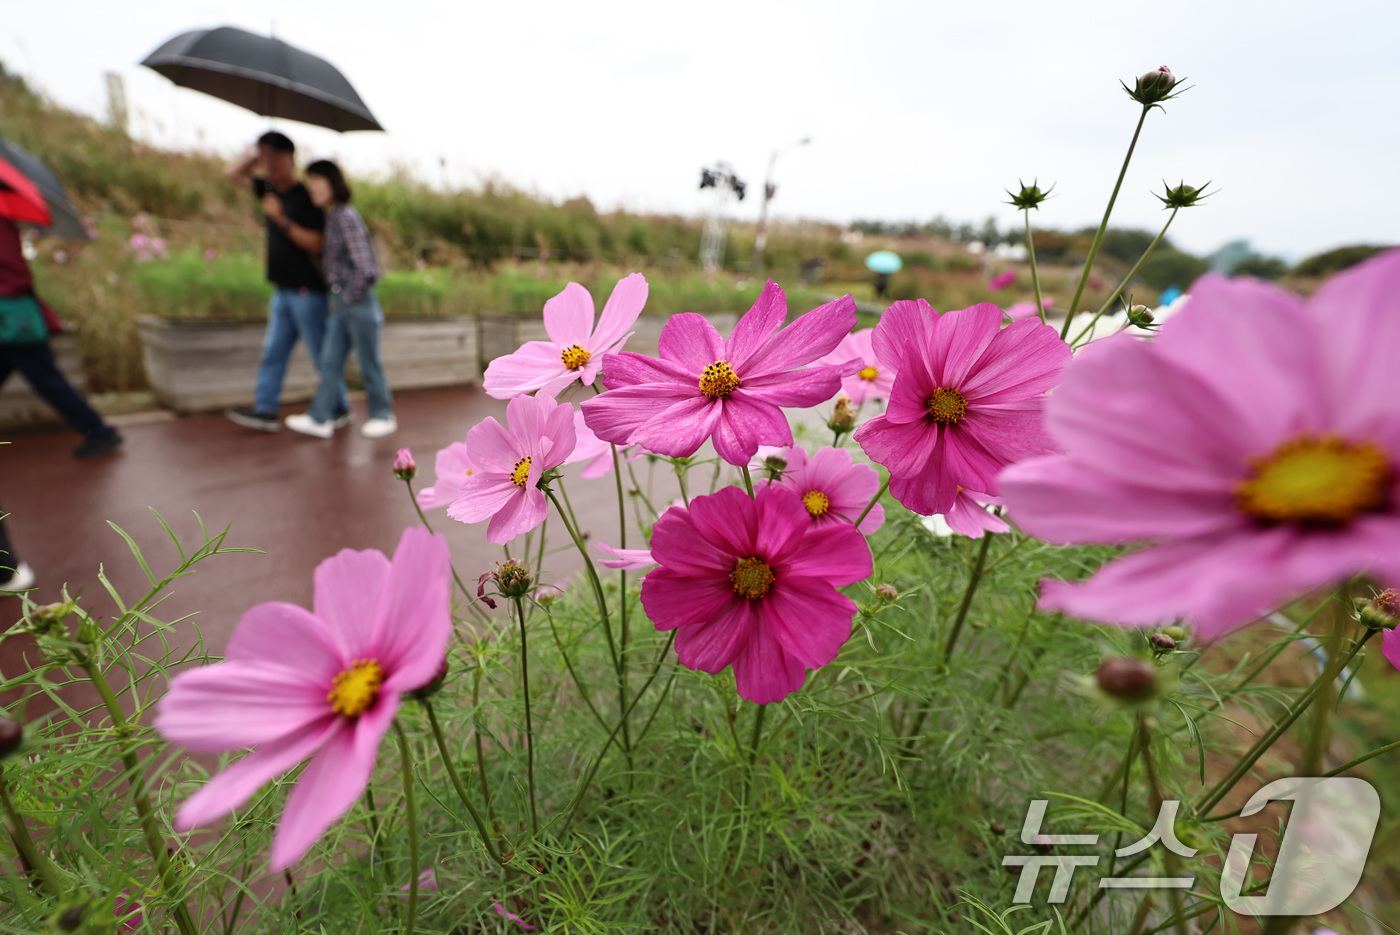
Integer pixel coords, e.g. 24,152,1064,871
252,288,348,416
309,291,393,422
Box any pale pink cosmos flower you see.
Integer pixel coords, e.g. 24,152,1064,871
854,299,1071,516
447,394,576,544
989,269,1016,291
815,329,896,406
397,868,438,898
1005,299,1053,321
483,274,648,399
595,541,655,570
417,442,476,510
562,407,641,479
641,485,872,704
762,445,884,534
156,527,451,871
582,281,858,465
1000,250,1400,639
494,902,536,931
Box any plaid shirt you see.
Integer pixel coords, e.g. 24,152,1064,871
323,204,379,304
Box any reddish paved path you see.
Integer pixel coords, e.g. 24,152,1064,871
0,386,655,680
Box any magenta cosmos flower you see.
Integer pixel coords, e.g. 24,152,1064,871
814,329,896,405
854,299,1071,516
641,485,872,704
483,274,648,399
989,269,1016,291
417,442,476,510
920,489,1008,539
581,282,858,466
999,250,1400,639
156,527,450,871
762,445,884,534
448,394,576,543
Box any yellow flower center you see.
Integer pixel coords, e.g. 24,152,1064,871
858,365,879,381
926,387,968,425
1235,434,1391,525
327,659,384,718
699,360,741,399
802,490,831,517
510,456,532,488
560,344,591,370
729,557,775,600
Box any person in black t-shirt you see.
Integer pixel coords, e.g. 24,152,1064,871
224,131,348,432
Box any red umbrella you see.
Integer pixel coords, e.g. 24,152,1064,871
0,155,52,227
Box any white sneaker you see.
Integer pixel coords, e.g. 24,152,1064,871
360,416,398,438
1,563,35,592
285,414,334,438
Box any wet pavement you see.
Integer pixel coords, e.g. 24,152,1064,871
0,385,658,680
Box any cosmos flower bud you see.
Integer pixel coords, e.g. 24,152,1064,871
493,560,533,598
55,906,85,933
875,583,899,602
828,396,857,434
1095,656,1157,702
1125,65,1183,106
1030,833,1054,855
1161,625,1189,642
75,615,101,645
1005,180,1053,211
1360,588,1400,630
989,821,1006,836
762,454,788,480
537,589,558,607
393,448,417,481
1147,632,1177,653
0,717,22,758
1127,305,1155,327
1155,181,1210,209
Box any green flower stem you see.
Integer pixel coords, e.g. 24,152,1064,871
1106,723,1138,879
470,666,497,832
545,486,620,680
1061,103,1152,339
560,632,675,836
743,703,768,806
510,595,540,836
392,723,420,935
854,475,889,528
610,444,635,777
81,658,198,935
1137,717,1188,935
674,459,692,506
624,457,658,519
943,532,995,664
740,465,755,498
543,606,609,732
1080,207,1179,335
1023,210,1046,324
402,478,490,622
422,699,505,864
0,767,62,896
1195,626,1376,819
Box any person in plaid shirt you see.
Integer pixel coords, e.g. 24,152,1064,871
286,160,397,439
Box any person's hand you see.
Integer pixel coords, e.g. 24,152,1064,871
262,193,287,226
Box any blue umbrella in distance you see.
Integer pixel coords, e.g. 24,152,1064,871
864,251,903,275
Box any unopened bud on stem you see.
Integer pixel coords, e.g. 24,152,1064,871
1096,656,1157,702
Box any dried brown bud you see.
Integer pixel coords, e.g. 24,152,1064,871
1095,656,1157,702
875,583,898,602
1148,632,1177,652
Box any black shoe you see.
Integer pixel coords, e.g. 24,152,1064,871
74,430,123,458
332,409,354,429
227,408,281,432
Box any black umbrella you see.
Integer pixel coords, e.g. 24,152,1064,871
0,136,90,240
141,26,384,132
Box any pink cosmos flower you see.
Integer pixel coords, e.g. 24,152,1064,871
204,248,218,261
417,442,476,510
989,269,1016,291
114,891,142,932
156,527,451,871
483,274,648,399
397,868,439,897
563,407,641,479
595,541,655,570
762,445,884,534
494,902,536,931
641,485,872,704
447,394,577,544
393,447,416,480
999,250,1400,639
854,299,1071,516
814,329,896,406
582,282,858,465
1006,299,1053,321
1386,629,1400,673
920,490,1008,539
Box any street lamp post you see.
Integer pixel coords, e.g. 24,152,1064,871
752,137,811,274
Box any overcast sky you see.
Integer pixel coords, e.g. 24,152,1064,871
5,0,1396,260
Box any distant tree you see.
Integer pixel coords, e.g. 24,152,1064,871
1098,228,1171,265
1137,248,1210,290
1293,244,1391,277
1231,254,1290,280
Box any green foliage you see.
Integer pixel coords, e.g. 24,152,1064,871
1231,253,1291,280
1135,248,1210,291
1293,244,1391,278
1095,228,1170,266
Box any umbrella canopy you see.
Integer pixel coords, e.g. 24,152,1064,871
0,137,89,240
141,26,384,132
864,251,903,275
0,157,51,227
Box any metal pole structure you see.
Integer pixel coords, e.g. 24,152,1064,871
752,138,810,274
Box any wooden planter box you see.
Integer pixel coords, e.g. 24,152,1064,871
0,333,89,431
138,315,480,414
